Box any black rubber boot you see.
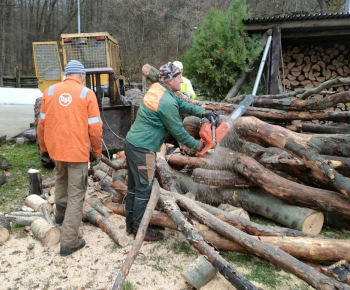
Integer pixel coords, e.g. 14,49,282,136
55,204,66,225
60,239,86,256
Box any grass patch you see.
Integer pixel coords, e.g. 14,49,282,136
107,242,122,252
0,142,53,212
222,252,282,288
170,241,195,256
122,281,135,290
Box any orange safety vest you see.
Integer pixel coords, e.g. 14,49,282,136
37,77,103,162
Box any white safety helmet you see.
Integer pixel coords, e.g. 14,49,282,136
173,61,183,71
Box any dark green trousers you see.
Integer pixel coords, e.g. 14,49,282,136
124,139,156,234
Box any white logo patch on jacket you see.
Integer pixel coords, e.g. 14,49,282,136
59,93,72,106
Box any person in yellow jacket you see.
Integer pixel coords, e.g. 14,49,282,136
37,60,103,256
173,61,197,100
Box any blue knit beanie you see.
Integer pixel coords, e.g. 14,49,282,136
65,60,86,76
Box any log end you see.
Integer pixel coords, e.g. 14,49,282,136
0,228,10,242
302,212,324,235
117,235,131,247
141,64,151,75
44,227,61,247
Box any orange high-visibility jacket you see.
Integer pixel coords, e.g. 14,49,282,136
37,77,103,162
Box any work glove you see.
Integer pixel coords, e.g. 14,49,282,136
197,141,206,154
40,151,51,163
190,141,205,156
90,153,101,166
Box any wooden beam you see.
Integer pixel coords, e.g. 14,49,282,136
269,27,281,94
244,19,350,31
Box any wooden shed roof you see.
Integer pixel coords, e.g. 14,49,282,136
244,13,350,39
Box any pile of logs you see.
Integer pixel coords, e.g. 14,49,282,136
281,44,350,110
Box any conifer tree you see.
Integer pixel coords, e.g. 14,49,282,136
181,0,263,100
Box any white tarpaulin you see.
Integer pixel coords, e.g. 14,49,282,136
0,88,42,139
0,88,42,105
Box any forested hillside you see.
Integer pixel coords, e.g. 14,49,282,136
0,0,347,80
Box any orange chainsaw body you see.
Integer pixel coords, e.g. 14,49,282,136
197,121,230,155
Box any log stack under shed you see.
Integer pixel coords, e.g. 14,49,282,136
281,44,350,111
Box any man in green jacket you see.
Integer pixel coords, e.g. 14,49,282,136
124,62,210,241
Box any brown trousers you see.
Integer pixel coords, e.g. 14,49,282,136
54,161,88,247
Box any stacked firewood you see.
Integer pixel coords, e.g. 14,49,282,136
281,44,350,112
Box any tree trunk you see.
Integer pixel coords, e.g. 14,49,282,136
161,189,348,289
194,100,350,122
30,217,60,247
112,179,161,290
174,149,350,220
27,168,43,195
192,168,255,187
253,91,350,111
290,122,350,134
156,144,182,193
324,212,350,230
107,202,350,262
234,117,350,195
197,199,322,236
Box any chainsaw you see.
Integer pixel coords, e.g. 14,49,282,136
197,94,255,155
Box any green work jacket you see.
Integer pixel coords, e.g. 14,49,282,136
126,82,205,152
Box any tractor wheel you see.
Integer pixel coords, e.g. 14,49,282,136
34,97,55,168
124,88,144,105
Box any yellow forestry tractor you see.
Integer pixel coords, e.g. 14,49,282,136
32,32,143,167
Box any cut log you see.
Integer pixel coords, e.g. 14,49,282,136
101,155,127,171
30,217,60,247
86,198,114,218
181,255,218,289
94,170,123,203
112,179,160,290
0,217,11,242
142,63,160,83
83,204,129,247
225,188,324,234
110,180,127,195
27,168,43,195
161,189,347,289
25,194,51,214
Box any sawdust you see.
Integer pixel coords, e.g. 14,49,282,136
1,214,236,290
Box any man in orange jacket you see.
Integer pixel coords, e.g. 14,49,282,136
37,60,103,256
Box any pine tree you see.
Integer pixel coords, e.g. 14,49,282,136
181,0,263,100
